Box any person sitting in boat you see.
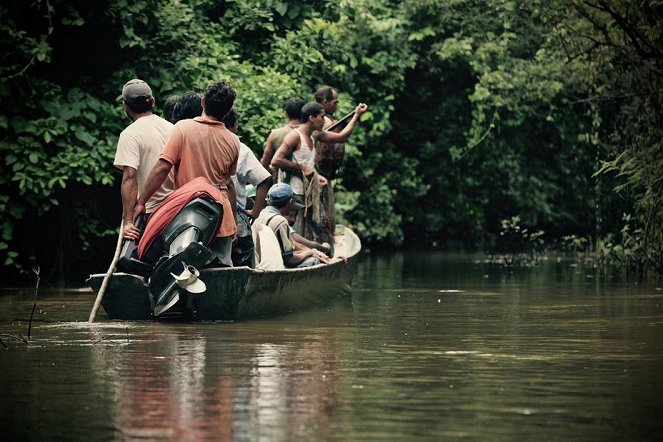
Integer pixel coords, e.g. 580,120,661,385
223,109,272,267
283,208,333,257
255,183,331,268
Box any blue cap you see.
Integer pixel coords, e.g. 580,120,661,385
267,183,304,210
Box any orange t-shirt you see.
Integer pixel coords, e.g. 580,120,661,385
160,116,240,237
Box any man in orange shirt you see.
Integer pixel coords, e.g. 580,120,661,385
135,81,240,266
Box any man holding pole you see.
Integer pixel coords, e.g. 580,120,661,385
114,79,175,241
314,85,345,180
271,100,368,246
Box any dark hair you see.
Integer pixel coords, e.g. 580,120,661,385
125,97,153,113
203,81,236,120
283,97,305,120
172,91,202,123
300,102,323,123
222,109,239,130
314,85,336,104
163,95,179,123
271,198,290,209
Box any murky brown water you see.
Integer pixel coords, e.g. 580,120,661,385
1,252,662,440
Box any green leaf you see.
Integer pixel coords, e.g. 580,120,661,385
74,130,96,145
275,2,288,16
29,153,39,164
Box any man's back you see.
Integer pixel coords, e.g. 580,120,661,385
160,115,240,238
252,223,285,270
162,116,239,186
114,114,174,212
269,124,298,152
255,205,295,259
263,123,299,178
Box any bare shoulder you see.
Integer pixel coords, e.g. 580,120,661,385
282,129,299,148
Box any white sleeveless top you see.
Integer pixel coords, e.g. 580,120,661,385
289,128,316,194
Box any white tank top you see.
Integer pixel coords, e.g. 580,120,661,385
289,128,316,194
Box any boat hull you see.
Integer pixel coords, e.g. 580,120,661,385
87,226,360,321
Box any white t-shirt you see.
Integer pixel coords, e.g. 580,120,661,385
113,114,174,213
231,142,271,210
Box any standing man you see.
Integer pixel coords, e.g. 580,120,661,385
314,85,344,180
134,81,240,267
260,97,305,179
271,101,368,243
114,79,174,241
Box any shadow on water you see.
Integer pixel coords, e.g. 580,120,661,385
1,252,662,440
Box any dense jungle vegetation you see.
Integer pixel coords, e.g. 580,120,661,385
1,0,661,283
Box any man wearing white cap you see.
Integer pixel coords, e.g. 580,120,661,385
114,79,174,241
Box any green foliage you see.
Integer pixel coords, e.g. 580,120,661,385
560,235,589,255
1,69,121,273
488,216,545,268
594,214,652,282
222,0,323,61
1,0,661,280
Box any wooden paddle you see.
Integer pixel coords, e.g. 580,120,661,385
88,222,125,323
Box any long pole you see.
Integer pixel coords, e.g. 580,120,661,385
326,110,355,132
89,223,125,323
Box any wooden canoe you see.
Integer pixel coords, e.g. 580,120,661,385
86,225,361,321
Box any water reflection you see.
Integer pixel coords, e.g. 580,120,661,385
75,320,344,441
1,253,662,440
89,329,211,440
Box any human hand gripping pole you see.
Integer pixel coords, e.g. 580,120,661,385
325,103,368,131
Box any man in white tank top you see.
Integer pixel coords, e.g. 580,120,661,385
271,101,368,242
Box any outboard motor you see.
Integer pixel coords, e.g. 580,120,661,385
140,196,222,264
118,196,222,317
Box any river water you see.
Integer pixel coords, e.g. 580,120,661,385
1,252,662,441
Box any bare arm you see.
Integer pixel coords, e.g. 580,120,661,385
270,130,301,174
226,176,237,230
120,167,141,240
317,103,368,144
272,131,328,186
246,176,271,219
133,159,172,219
292,232,332,256
283,247,330,266
260,132,275,169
